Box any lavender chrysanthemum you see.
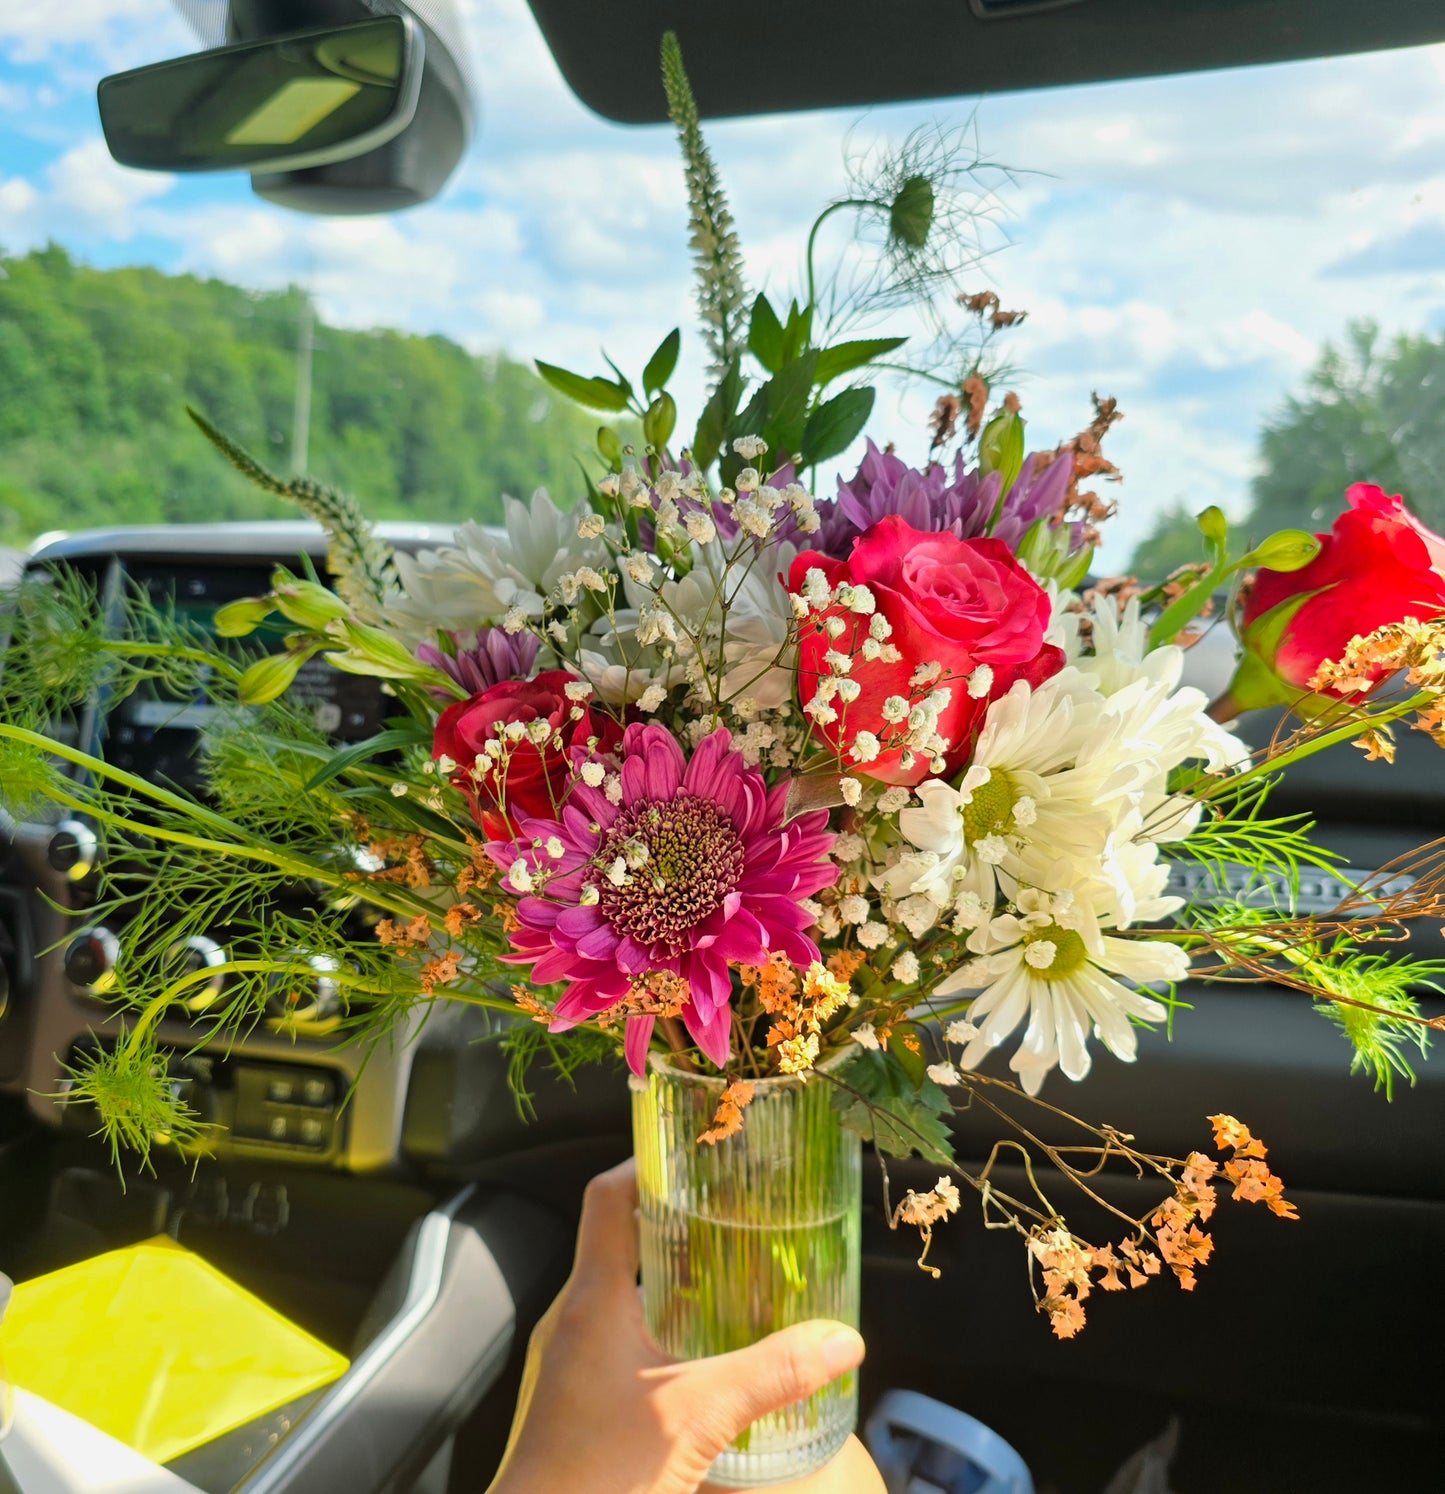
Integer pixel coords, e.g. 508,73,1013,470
813,438,1075,559
485,724,838,1072
418,628,540,695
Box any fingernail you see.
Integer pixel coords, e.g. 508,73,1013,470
821,1327,865,1379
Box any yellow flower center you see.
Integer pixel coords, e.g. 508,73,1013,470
963,767,1019,842
1021,923,1088,980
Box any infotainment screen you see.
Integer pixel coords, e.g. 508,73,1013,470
104,560,392,790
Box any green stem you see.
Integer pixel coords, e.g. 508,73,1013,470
1219,690,1431,792
98,639,245,683
805,199,876,312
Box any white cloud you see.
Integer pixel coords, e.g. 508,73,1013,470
0,0,188,70
49,137,174,221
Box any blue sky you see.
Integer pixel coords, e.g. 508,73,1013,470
5,1,1445,561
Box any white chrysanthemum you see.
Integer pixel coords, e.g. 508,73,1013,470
1053,594,1176,696
935,888,1188,1095
1073,660,1248,846
874,672,1122,928
386,491,610,641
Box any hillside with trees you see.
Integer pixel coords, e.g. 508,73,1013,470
1129,319,1445,574
0,244,604,546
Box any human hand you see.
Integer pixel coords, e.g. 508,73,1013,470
486,1159,883,1494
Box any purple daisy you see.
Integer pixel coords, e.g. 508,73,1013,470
417,627,540,695
813,438,1076,559
484,723,838,1073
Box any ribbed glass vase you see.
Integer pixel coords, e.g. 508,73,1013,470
631,1057,862,1488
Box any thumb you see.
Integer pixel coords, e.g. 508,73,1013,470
681,1320,865,1445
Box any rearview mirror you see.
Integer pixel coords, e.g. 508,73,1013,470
97,15,423,175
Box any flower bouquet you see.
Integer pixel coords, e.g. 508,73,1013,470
4,33,1445,1490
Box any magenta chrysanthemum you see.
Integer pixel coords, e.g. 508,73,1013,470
484,723,838,1073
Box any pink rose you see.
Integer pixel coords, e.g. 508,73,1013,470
790,516,1061,785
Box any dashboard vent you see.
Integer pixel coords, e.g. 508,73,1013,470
1164,862,1416,917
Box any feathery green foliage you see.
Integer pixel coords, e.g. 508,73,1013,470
1162,772,1344,898
1183,898,1437,1098
500,1017,620,1122
0,575,530,1168
660,32,749,380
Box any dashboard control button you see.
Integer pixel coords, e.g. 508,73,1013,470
165,934,227,1013
301,1075,333,1106
267,1075,297,1104
185,1177,230,1226
265,1113,290,1142
63,926,121,992
47,820,100,882
245,1182,290,1235
298,1116,328,1147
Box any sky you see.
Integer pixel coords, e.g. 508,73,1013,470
4,1,1445,563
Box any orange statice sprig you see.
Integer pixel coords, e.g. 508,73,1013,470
740,953,854,1074
1002,1114,1296,1340
1308,615,1445,758
699,1079,757,1146
1209,1113,1298,1218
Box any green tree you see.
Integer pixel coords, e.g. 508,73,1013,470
0,243,608,547
1246,319,1445,540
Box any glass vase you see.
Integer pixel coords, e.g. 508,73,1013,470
631,1057,862,1489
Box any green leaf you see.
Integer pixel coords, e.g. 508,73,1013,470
301,727,425,792
1147,569,1226,652
748,294,785,374
814,337,908,387
643,392,677,451
831,1048,956,1163
1054,542,1095,592
889,1022,929,1088
535,360,630,413
692,357,743,470
601,352,636,403
1239,528,1321,573
802,386,875,467
758,351,818,459
642,328,681,394
780,299,813,364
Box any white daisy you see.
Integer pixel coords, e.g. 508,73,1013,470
874,672,1124,927
935,887,1188,1095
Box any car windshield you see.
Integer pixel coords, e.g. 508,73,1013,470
2,3,1443,572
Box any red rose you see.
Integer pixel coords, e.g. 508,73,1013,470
1237,484,1445,703
433,670,620,838
790,515,1062,785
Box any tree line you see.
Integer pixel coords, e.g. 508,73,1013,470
0,243,603,547
1130,319,1445,578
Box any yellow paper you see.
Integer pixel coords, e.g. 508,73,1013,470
0,1238,349,1465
